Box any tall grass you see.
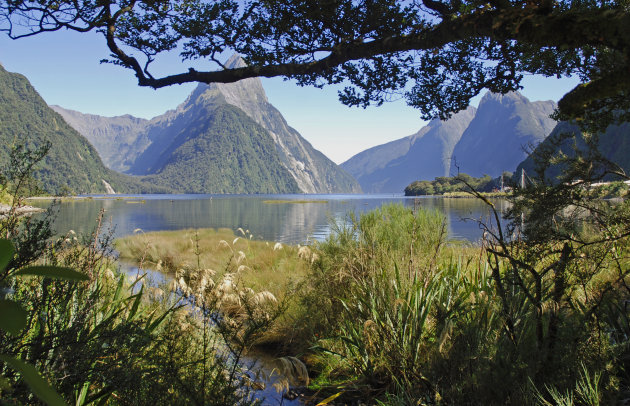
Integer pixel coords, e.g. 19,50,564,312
291,203,630,404
2,217,265,404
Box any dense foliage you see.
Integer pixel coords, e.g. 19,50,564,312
2,1,627,129
3,139,630,404
280,202,630,404
0,146,277,405
404,173,508,196
2,1,630,403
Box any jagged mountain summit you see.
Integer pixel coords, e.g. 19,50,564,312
0,65,166,195
341,106,476,193
342,91,557,193
451,92,557,178
132,102,302,194
53,55,361,194
198,55,361,194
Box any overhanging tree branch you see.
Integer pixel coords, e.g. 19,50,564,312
2,0,630,121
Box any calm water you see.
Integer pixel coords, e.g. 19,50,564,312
30,194,509,243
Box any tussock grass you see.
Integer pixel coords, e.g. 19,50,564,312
116,227,320,350
115,227,311,298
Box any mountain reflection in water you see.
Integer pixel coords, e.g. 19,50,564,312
31,194,510,244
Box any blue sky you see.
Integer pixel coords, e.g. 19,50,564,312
0,29,580,164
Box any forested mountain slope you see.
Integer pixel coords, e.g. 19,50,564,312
0,65,166,195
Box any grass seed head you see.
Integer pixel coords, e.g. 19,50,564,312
236,251,246,263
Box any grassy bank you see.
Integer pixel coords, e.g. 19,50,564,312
4,195,630,404
441,190,509,198
116,227,312,297
112,201,630,404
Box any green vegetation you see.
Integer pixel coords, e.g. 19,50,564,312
116,227,310,298
3,1,630,403
138,105,301,194
290,202,630,404
113,198,630,404
0,65,169,195
116,227,314,348
0,145,283,405
405,173,510,196
441,191,507,198
596,181,630,199
4,136,630,404
5,1,626,130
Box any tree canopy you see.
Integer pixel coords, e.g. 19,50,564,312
1,0,628,126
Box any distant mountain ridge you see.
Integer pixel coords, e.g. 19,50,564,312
515,121,630,182
50,106,149,172
341,106,476,193
53,55,361,194
342,92,557,193
451,92,557,177
135,103,301,194
0,65,166,195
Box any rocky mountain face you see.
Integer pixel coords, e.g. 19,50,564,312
451,92,557,178
0,65,166,195
515,121,630,183
50,106,149,173
54,55,361,194
204,57,361,194
343,92,557,193
341,107,476,193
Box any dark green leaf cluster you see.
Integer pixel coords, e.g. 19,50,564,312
3,1,628,125
294,202,630,404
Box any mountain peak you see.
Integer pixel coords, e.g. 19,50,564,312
225,54,247,69
186,55,268,109
479,91,529,106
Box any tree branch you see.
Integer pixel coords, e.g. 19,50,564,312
102,7,630,89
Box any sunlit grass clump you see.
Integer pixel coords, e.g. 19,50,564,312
116,227,313,298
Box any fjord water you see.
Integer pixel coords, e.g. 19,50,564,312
34,194,509,243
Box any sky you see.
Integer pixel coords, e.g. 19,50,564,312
0,29,581,164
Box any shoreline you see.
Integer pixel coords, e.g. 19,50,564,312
0,203,45,215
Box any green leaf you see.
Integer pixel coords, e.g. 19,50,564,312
127,286,143,322
0,354,67,406
0,239,15,271
0,299,27,335
13,266,88,281
316,391,343,406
